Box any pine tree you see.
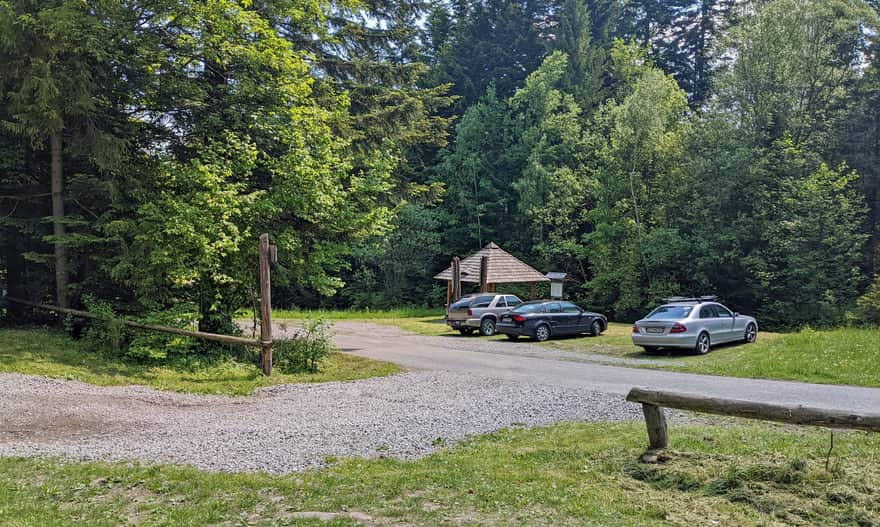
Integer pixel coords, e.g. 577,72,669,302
547,0,612,110
431,0,553,112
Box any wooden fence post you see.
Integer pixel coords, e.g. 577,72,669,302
641,403,668,450
259,233,273,376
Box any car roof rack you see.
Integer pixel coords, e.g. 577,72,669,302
665,295,717,304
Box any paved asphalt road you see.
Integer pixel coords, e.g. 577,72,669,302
330,322,880,414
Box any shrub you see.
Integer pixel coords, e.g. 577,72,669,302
850,275,880,326
274,319,333,374
80,295,128,353
127,305,200,360
79,297,204,361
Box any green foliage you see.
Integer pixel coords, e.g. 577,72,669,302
79,294,126,354
427,0,553,111
274,319,333,373
341,203,451,308
126,306,199,362
852,275,880,325
580,52,691,316
3,0,880,333
715,0,878,150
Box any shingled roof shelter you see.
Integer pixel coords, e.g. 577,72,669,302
434,242,549,304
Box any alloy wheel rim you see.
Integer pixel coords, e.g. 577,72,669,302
699,335,709,353
592,321,601,334
746,325,756,342
537,326,549,340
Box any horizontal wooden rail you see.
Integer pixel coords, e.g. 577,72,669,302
626,388,880,433
627,387,880,457
7,297,262,348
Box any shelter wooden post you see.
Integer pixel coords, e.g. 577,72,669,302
530,282,536,300
259,233,274,376
479,256,489,292
446,280,452,307
452,257,462,301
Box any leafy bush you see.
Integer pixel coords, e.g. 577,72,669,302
127,305,200,360
273,319,333,374
80,295,128,353
79,297,203,361
850,275,880,326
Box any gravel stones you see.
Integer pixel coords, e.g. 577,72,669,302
0,371,641,473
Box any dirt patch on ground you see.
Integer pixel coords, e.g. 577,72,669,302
0,414,122,443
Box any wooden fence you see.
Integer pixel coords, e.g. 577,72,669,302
627,387,880,457
6,233,278,376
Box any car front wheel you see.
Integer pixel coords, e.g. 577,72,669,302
590,319,603,336
480,318,496,337
744,323,757,343
695,332,711,355
534,324,551,342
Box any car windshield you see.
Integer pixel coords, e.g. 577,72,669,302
511,303,544,314
645,305,693,319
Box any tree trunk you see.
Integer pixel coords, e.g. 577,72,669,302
50,130,69,308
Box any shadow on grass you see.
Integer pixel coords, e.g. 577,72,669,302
624,340,750,360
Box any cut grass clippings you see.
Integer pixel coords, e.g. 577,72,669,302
0,421,878,526
0,328,400,396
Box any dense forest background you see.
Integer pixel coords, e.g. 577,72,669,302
2,0,880,331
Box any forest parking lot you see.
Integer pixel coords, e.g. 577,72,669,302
3,0,880,524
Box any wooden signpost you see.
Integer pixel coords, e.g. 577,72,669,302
258,233,275,376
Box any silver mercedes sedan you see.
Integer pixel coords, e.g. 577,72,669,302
631,297,758,354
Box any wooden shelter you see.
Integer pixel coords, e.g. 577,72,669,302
434,242,549,305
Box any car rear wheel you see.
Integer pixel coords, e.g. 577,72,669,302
480,318,496,337
695,332,711,355
459,328,475,336
590,319,603,336
744,323,757,343
534,324,551,342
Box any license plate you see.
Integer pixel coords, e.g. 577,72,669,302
646,327,664,334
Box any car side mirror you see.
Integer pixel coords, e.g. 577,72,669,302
734,312,739,317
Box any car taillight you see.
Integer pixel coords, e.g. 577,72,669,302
670,323,687,333
513,315,526,323
467,308,473,316
632,324,639,333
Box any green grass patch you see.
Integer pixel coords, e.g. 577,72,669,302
0,329,400,396
1,422,878,525
667,327,880,386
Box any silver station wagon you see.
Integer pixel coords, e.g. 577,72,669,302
631,297,758,354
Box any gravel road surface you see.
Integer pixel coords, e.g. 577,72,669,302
0,371,641,473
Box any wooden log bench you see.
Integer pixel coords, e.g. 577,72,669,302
626,387,880,462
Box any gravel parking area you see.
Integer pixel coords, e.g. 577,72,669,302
0,371,641,473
